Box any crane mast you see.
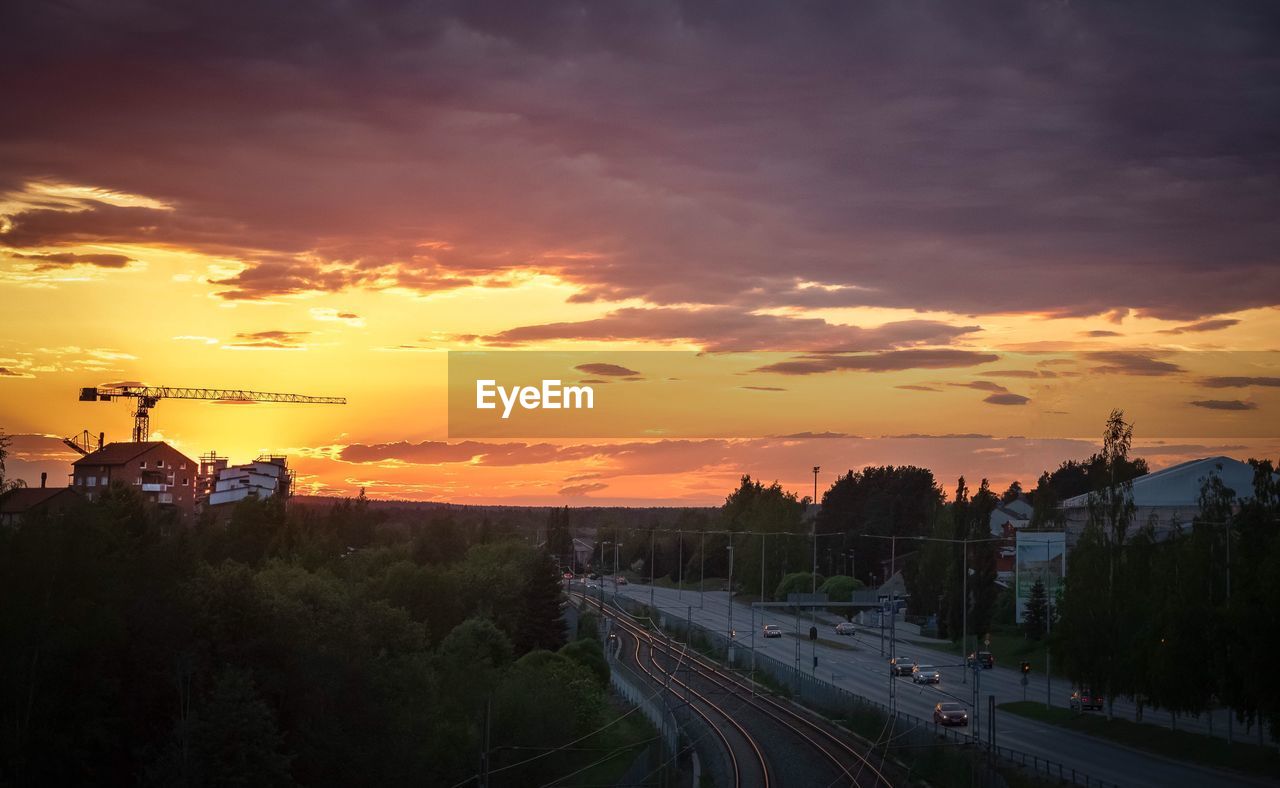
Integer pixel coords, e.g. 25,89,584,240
79,385,346,442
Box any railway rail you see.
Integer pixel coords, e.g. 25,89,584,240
582,593,896,787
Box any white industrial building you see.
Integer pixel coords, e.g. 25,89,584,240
1059,456,1273,543
204,455,292,508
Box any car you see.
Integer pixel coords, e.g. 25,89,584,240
834,622,857,636
913,666,941,684
890,657,916,676
762,624,783,638
587,572,599,580
933,702,969,726
967,651,995,669
1069,687,1104,712
585,581,598,589
615,575,628,585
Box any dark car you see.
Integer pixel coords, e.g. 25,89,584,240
890,657,916,676
967,651,995,669
933,702,968,726
1070,688,1104,712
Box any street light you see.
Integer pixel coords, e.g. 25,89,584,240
726,541,735,659
867,533,1006,685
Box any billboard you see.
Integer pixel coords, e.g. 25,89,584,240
1015,531,1066,623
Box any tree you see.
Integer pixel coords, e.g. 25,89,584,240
819,575,864,620
0,430,27,495
513,550,566,655
1055,409,1140,720
545,507,574,571
180,667,295,787
1023,580,1048,640
720,476,807,599
818,466,942,588
775,571,824,601
559,638,609,686
1001,481,1023,504
967,479,1000,640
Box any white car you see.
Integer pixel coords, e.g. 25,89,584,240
834,622,856,636
913,666,941,684
762,624,783,638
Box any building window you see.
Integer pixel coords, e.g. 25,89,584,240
182,477,188,486
87,477,96,487
136,477,143,485
140,461,147,468
156,460,164,469
180,463,186,470
100,476,107,485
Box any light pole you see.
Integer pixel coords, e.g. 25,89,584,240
882,533,1005,685
614,540,623,594
760,532,767,603
650,528,656,612
811,466,820,596
726,540,735,659
811,466,820,677
677,530,683,600
1045,537,1054,709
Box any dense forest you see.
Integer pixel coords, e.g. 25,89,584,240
0,484,636,787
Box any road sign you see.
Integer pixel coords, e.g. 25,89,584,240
984,634,991,646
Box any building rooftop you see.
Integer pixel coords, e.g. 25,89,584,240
73,441,168,466
0,487,78,514
1061,456,1274,509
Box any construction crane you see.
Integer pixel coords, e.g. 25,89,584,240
79,385,347,442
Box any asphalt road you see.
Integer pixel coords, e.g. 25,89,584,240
590,582,1276,788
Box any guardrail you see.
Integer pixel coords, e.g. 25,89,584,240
605,590,1122,788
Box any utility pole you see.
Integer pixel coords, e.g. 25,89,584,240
677,530,683,600
650,528,656,612
812,466,820,677
962,538,968,685
699,531,705,608
760,532,766,603
726,541,735,660
479,695,492,788
1045,538,1052,709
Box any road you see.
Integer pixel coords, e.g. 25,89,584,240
591,581,1276,788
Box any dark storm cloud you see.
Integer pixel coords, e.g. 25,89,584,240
1159,318,1241,335
1088,351,1184,376
574,363,641,377
11,251,134,269
1200,376,1280,388
754,349,1000,376
473,308,980,351
1190,399,1257,411
985,392,1031,406
3,2,1279,318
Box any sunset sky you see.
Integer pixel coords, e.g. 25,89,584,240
2,2,1277,504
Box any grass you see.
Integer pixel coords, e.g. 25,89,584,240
998,701,1280,780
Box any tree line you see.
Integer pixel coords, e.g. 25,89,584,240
0,483,644,786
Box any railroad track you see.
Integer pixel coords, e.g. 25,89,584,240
583,593,895,788
611,608,770,787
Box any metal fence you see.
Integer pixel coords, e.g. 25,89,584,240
603,611,710,787
609,590,1122,788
